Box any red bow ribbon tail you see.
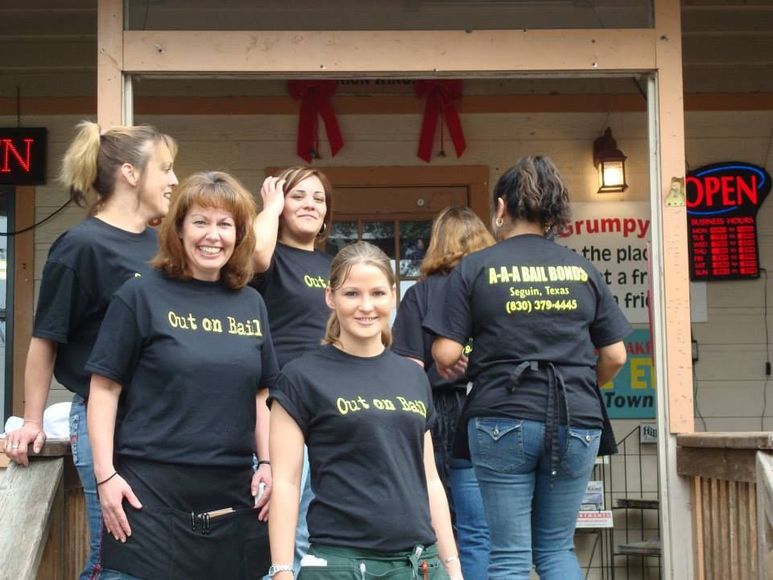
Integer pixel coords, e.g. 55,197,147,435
417,91,442,163
296,94,318,163
317,98,344,158
443,102,466,158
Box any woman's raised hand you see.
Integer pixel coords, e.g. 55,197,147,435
260,177,286,216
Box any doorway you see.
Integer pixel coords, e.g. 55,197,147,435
271,165,490,303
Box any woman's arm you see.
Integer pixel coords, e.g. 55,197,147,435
252,388,272,521
5,338,58,465
431,337,465,379
252,177,286,273
597,341,627,386
268,402,304,578
424,432,463,580
87,374,142,542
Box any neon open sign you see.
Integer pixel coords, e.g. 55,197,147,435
686,162,771,281
0,128,47,186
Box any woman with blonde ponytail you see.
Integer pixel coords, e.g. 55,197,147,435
4,120,178,580
268,242,463,580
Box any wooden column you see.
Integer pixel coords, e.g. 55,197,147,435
12,187,34,418
652,0,695,578
97,0,124,127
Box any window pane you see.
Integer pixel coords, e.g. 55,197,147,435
399,220,431,278
326,220,358,256
363,221,395,259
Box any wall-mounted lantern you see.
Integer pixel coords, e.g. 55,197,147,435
593,127,628,193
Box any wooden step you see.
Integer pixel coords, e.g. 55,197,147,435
616,498,660,510
616,539,662,557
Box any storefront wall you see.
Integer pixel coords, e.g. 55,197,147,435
0,104,765,577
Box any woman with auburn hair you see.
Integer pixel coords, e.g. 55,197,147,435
425,157,630,579
268,241,462,580
4,120,178,580
86,172,277,579
392,206,494,579
251,166,334,572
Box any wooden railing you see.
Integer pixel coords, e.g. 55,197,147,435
0,440,88,580
677,432,773,580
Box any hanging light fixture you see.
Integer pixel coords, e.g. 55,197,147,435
593,127,628,193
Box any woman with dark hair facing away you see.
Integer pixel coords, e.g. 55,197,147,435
251,166,334,573
86,172,277,579
425,157,630,579
268,241,463,580
4,121,178,579
392,206,494,579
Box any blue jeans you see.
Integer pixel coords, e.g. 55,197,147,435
71,394,103,580
294,445,314,575
449,458,490,580
468,418,601,580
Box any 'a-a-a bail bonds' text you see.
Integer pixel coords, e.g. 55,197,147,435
488,265,588,315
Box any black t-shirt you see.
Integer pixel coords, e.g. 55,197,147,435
424,234,631,429
392,275,468,391
250,242,333,368
86,269,279,467
268,345,437,552
33,217,159,398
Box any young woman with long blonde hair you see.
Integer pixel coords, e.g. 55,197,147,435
268,242,463,580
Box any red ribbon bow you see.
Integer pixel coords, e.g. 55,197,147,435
288,80,344,163
415,80,466,162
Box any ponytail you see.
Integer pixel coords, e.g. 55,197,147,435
493,156,571,237
60,121,100,208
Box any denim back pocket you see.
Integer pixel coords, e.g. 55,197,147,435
560,428,602,478
471,418,525,474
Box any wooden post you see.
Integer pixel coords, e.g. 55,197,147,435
12,187,34,418
97,0,124,127
650,0,695,578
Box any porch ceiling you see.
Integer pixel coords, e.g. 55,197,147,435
0,0,771,97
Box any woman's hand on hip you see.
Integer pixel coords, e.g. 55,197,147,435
98,473,142,543
252,463,272,522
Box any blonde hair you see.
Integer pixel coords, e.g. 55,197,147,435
152,171,257,289
421,206,495,277
274,166,333,244
60,120,177,215
323,241,395,348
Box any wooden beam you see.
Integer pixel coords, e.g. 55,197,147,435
2,92,771,116
123,29,657,74
12,187,34,419
97,0,123,127
677,447,758,483
0,458,64,580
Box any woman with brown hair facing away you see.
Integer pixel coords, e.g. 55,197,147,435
251,166,334,574
268,241,463,580
426,157,630,579
86,172,277,579
392,206,494,579
4,121,178,580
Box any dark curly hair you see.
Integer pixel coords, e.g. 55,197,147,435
493,156,571,238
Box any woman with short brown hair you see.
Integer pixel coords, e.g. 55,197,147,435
87,171,277,579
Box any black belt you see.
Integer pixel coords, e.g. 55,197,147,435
507,360,571,483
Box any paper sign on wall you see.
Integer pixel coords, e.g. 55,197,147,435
558,202,651,324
